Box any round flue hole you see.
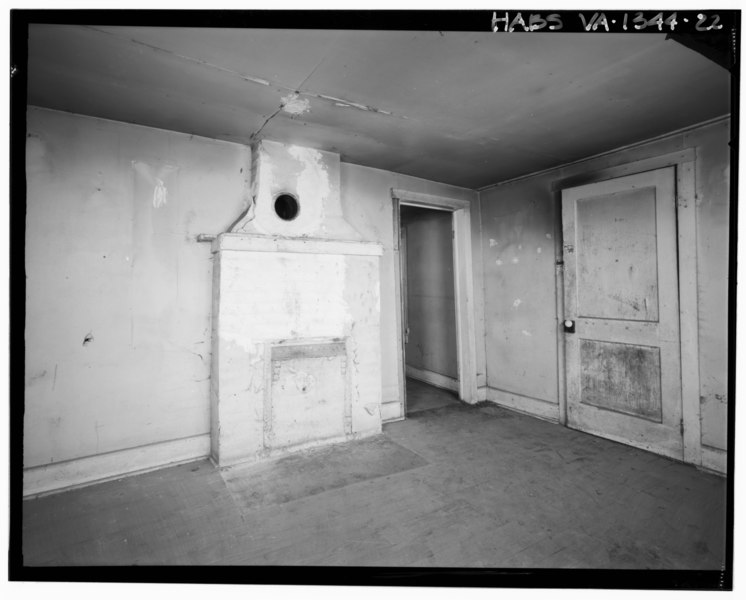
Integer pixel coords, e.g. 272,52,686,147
274,193,300,221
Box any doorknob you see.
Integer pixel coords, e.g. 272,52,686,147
563,319,575,333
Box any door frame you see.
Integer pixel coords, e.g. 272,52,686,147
391,189,479,415
553,149,701,466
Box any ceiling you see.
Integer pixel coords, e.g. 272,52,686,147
26,25,731,189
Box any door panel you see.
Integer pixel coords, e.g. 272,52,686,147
579,339,662,422
576,188,659,322
562,167,683,459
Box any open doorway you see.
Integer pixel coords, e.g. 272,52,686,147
389,188,478,423
399,205,461,415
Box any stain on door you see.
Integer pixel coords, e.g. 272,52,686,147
562,167,683,459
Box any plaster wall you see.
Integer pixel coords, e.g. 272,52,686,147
339,163,483,420
479,118,730,462
24,107,483,491
25,107,247,471
401,207,458,380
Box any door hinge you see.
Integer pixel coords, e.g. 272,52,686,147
680,419,684,436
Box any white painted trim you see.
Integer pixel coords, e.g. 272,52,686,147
476,195,489,390
405,365,459,392
452,208,480,404
213,233,383,256
700,446,727,475
392,189,480,409
484,387,560,423
555,261,567,426
381,401,404,423
392,189,471,210
479,114,729,191
392,197,408,419
23,434,211,498
550,149,696,192
676,161,703,466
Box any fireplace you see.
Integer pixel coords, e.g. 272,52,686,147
209,141,383,467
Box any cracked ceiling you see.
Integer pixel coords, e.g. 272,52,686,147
27,25,730,189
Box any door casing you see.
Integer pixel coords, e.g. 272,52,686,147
391,189,479,420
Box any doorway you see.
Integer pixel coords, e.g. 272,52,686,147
399,205,460,414
561,167,684,460
390,189,479,421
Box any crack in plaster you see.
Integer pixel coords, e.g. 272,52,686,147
250,105,285,141
86,26,273,88
85,26,408,128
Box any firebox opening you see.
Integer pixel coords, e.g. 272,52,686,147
274,193,300,221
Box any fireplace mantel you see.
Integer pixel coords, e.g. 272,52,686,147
209,141,384,468
212,233,383,257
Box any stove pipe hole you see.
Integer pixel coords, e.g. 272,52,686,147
274,193,300,221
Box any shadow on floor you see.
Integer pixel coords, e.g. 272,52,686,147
405,377,460,414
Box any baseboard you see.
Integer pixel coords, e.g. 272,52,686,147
484,387,560,422
700,445,727,475
406,365,459,392
477,386,488,401
23,434,211,498
381,401,404,422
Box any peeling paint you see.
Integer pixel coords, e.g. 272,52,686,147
313,92,397,116
281,93,311,115
537,247,542,254
489,238,498,247
521,330,533,337
288,145,331,227
294,371,316,393
131,161,178,209
288,145,330,191
512,298,522,308
152,178,168,207
496,259,503,266
88,26,408,126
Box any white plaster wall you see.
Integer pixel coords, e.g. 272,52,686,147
25,107,247,469
24,108,484,487
339,164,484,411
479,119,730,457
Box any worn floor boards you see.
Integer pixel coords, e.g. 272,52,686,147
23,381,727,568
405,376,460,414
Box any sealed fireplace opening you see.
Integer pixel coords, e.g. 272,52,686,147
274,193,300,221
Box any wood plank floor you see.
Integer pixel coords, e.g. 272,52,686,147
22,381,727,568
405,377,460,414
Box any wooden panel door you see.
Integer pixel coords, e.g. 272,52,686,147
562,167,683,460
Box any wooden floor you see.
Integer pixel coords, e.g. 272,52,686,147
405,376,461,414
22,380,727,568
